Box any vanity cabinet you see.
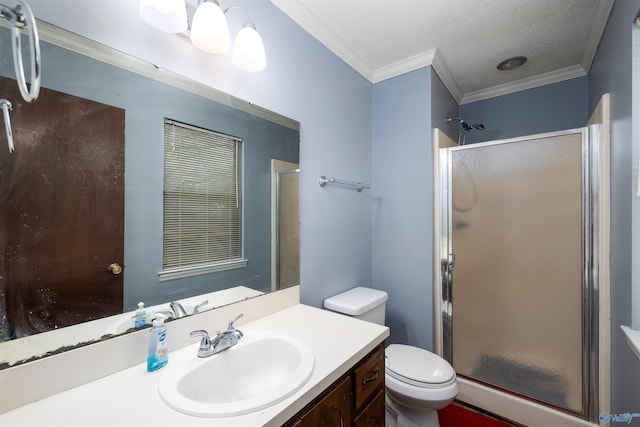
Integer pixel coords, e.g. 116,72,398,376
298,375,352,426
285,343,385,427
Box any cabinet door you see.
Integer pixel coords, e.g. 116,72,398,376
300,376,352,427
353,345,385,410
353,389,385,427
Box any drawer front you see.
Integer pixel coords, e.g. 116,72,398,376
300,375,352,427
353,345,385,410
353,389,385,427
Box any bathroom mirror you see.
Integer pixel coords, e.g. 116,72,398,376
0,21,300,368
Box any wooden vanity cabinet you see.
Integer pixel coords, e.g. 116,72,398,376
353,389,385,427
352,344,385,427
298,375,352,427
284,343,385,427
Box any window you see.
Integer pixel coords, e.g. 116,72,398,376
159,119,245,281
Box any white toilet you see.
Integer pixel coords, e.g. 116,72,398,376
324,287,458,427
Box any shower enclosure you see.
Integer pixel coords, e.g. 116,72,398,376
439,126,600,421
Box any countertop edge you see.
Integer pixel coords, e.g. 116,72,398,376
621,325,640,361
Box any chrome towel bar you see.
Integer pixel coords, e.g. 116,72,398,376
319,175,371,192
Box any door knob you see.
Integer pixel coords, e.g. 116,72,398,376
108,263,123,275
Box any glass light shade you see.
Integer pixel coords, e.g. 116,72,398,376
232,23,267,72
190,2,230,54
139,0,188,33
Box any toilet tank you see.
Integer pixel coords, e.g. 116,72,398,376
323,287,388,325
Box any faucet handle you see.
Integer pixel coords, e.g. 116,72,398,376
190,329,211,351
193,299,209,313
227,313,243,331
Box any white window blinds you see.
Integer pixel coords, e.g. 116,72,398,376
162,119,243,276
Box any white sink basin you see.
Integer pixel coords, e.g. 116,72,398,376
158,331,315,417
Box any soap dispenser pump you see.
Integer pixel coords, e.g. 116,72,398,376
147,313,168,372
134,302,147,328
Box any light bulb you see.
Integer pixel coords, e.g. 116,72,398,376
139,0,188,33
232,22,266,72
190,1,230,54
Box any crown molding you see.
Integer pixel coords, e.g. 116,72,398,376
459,65,588,105
430,49,463,103
370,48,466,105
371,49,435,83
271,0,375,81
581,0,615,73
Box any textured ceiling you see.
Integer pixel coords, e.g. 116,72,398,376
271,0,615,104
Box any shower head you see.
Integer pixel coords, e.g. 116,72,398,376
446,116,486,145
445,117,465,125
445,117,484,131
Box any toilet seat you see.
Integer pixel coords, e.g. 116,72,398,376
385,344,456,389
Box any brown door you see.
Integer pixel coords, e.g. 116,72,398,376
0,76,125,339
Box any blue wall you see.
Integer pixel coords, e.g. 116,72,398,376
588,0,640,418
458,77,589,144
432,68,460,144
372,67,432,349
372,67,457,351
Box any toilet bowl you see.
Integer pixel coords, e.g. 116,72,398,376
324,287,458,427
385,344,458,427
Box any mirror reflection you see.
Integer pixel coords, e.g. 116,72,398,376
0,22,300,368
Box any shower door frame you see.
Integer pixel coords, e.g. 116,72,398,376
437,126,602,423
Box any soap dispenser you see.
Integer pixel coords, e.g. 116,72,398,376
134,302,147,328
147,313,168,372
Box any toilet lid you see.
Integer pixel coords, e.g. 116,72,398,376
385,344,455,387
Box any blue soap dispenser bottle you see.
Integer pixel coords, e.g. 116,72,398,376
147,313,168,372
134,302,147,328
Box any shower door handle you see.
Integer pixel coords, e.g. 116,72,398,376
447,253,456,272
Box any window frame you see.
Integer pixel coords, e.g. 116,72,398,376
158,118,247,282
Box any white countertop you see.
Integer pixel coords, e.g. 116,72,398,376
0,304,389,427
621,325,640,362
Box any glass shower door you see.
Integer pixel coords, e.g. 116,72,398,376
276,169,300,289
441,127,599,419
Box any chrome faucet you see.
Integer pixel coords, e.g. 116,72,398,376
190,313,244,358
155,301,188,320
170,301,188,318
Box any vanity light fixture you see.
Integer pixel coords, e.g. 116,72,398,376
138,0,267,72
139,0,188,33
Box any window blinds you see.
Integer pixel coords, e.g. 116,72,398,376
163,119,242,271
